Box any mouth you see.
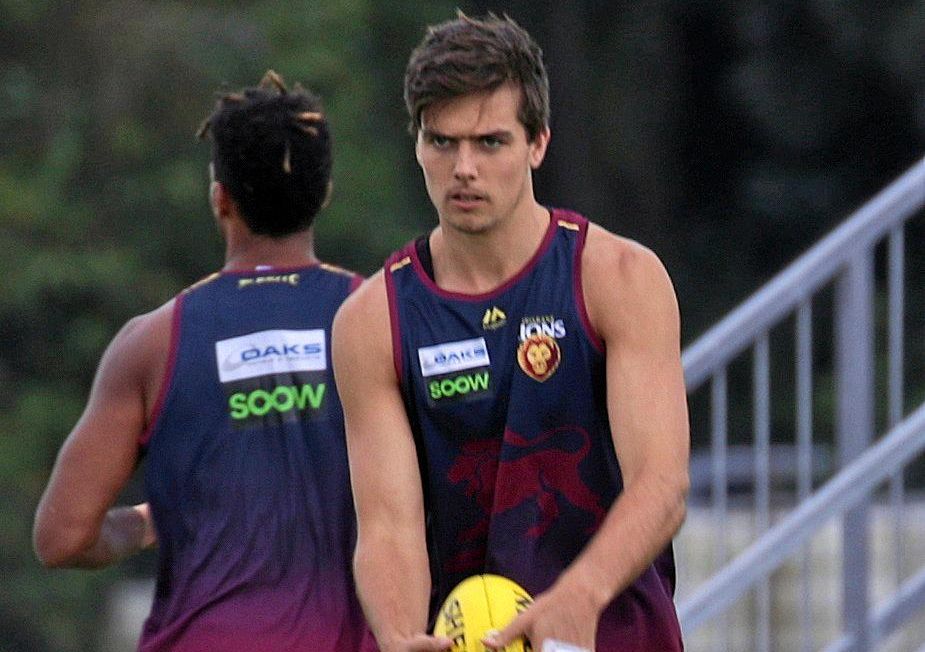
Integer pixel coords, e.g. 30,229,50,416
448,190,486,209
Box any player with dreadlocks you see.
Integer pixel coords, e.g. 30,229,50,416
34,71,377,651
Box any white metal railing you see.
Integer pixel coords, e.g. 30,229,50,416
677,155,925,651
679,403,925,636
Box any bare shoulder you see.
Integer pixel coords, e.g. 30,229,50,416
334,270,389,339
118,298,175,347
96,298,177,414
582,224,679,339
583,224,670,288
332,270,393,375
111,298,176,364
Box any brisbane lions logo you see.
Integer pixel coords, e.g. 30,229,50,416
517,334,561,381
445,426,606,573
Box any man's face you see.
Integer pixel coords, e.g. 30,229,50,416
415,83,549,235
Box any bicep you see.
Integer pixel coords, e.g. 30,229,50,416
606,318,689,488
591,242,689,487
35,320,149,546
332,290,426,542
344,379,425,539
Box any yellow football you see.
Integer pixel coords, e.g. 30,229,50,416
433,574,533,651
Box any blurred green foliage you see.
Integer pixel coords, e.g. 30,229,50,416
2,0,924,649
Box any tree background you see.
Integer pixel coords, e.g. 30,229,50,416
2,1,923,649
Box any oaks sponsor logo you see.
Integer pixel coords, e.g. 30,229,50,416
418,338,489,378
216,329,326,382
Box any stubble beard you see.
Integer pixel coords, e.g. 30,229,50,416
439,201,500,237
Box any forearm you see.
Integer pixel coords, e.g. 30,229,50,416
555,470,687,610
354,528,433,651
37,503,156,569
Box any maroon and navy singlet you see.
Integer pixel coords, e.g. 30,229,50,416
385,210,683,651
138,264,377,652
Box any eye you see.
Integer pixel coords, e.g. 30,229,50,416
480,135,504,149
427,134,453,149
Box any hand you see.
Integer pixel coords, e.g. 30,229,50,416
132,502,158,549
482,582,599,652
381,633,453,652
100,502,158,563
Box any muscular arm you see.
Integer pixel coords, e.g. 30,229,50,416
33,304,171,568
333,273,448,652
487,227,689,650
556,227,690,606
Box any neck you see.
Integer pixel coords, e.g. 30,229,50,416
222,228,319,271
431,202,550,293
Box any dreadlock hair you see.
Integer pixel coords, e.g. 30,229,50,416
198,70,331,237
404,11,550,142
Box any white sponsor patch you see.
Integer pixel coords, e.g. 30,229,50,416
418,337,489,378
216,329,326,382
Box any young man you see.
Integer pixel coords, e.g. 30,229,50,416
333,14,690,652
34,72,377,652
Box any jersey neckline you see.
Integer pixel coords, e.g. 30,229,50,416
219,263,322,276
408,208,561,302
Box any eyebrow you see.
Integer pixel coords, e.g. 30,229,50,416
421,128,514,142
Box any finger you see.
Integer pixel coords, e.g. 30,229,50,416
132,503,157,547
482,611,529,649
482,629,503,650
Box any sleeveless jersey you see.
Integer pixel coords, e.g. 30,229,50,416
385,210,683,651
139,264,377,652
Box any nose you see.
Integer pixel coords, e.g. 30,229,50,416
453,141,477,181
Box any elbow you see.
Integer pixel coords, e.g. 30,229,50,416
669,470,690,533
651,466,688,537
671,497,687,536
34,530,70,569
34,531,69,569
33,519,93,569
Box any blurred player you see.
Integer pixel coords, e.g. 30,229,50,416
33,71,377,651
333,13,689,652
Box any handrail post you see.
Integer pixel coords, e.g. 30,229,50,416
835,251,876,651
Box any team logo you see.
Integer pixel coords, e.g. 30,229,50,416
445,426,605,573
518,314,566,341
517,334,560,382
481,306,507,330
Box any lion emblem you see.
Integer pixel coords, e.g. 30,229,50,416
445,426,605,572
517,334,561,381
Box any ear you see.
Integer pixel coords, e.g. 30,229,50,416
528,126,551,170
320,180,334,210
209,180,232,220
415,136,424,167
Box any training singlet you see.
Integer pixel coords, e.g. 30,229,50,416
138,265,377,652
385,210,683,651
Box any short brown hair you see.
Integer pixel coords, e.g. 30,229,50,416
403,12,550,142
